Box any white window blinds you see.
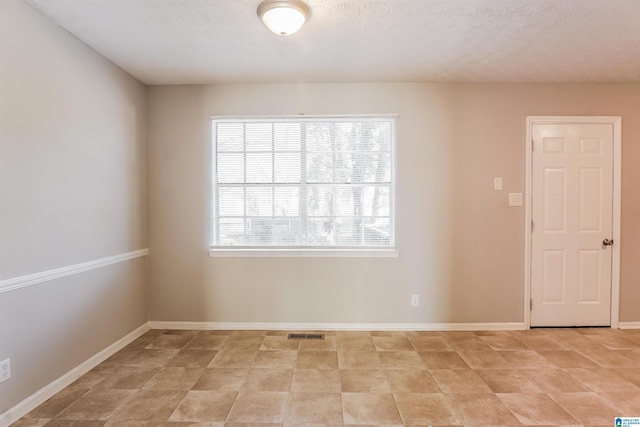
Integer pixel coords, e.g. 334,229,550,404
211,116,395,250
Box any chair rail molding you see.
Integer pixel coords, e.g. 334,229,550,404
0,249,149,294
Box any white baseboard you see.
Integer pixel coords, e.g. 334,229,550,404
149,321,526,332
619,321,640,329
0,322,150,427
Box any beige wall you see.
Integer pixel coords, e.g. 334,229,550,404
148,82,640,325
0,0,148,413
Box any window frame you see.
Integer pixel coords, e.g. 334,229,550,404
208,114,398,258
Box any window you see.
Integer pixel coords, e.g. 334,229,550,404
210,115,396,256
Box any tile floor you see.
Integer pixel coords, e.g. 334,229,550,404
12,327,640,426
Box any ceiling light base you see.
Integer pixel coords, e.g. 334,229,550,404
257,0,310,36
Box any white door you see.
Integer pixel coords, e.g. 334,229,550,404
531,123,614,327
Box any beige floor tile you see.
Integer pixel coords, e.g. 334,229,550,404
145,334,194,350
125,334,157,348
167,350,217,368
622,349,640,362
299,335,337,351
285,392,344,424
122,349,180,368
252,351,298,369
499,350,554,369
419,351,469,369
577,349,639,368
601,391,640,413
532,328,581,338
341,393,401,425
260,336,301,351
101,348,142,367
208,350,258,368
11,420,52,427
232,330,268,337
379,351,426,370
223,337,264,352
420,351,471,370
584,334,639,350
408,336,453,352
56,389,136,421
497,393,578,425
575,327,617,336
478,335,530,351
525,369,591,393
104,422,165,427
457,350,511,370
371,331,406,337
547,335,607,352
266,330,294,336
167,391,237,422
430,369,492,393
337,351,381,369
225,424,278,427
111,390,187,422
184,334,228,350
25,387,90,419
393,392,459,425
446,393,520,425
474,330,512,336
336,336,376,352
15,328,640,427
565,368,639,391
69,366,114,389
372,336,415,351
164,330,199,337
444,336,492,352
476,370,540,393
291,369,341,392
441,331,477,338
340,369,390,392
627,334,640,346
336,331,372,337
514,335,568,351
94,366,159,390
42,420,106,426
405,331,443,337
241,368,293,391
140,330,167,337
226,391,288,423
142,367,204,390
296,351,338,369
192,368,247,391
384,369,441,393
548,392,620,425
537,350,600,368
609,368,640,387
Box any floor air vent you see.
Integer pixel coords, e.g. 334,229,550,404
287,333,325,340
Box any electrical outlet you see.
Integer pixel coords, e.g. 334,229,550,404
0,359,10,383
509,192,523,207
411,294,419,307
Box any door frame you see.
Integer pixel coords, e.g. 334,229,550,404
524,116,622,329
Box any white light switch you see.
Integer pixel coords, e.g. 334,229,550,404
509,193,523,207
494,178,503,191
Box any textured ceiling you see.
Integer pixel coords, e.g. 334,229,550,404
24,0,640,85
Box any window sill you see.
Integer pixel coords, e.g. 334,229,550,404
208,248,399,258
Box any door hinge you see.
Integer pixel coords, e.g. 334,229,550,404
531,220,534,231
531,140,535,151
530,299,533,310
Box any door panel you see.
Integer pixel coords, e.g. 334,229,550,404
531,123,613,327
542,250,565,303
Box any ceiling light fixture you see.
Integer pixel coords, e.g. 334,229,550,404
257,0,310,36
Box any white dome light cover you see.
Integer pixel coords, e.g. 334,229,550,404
257,0,310,36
